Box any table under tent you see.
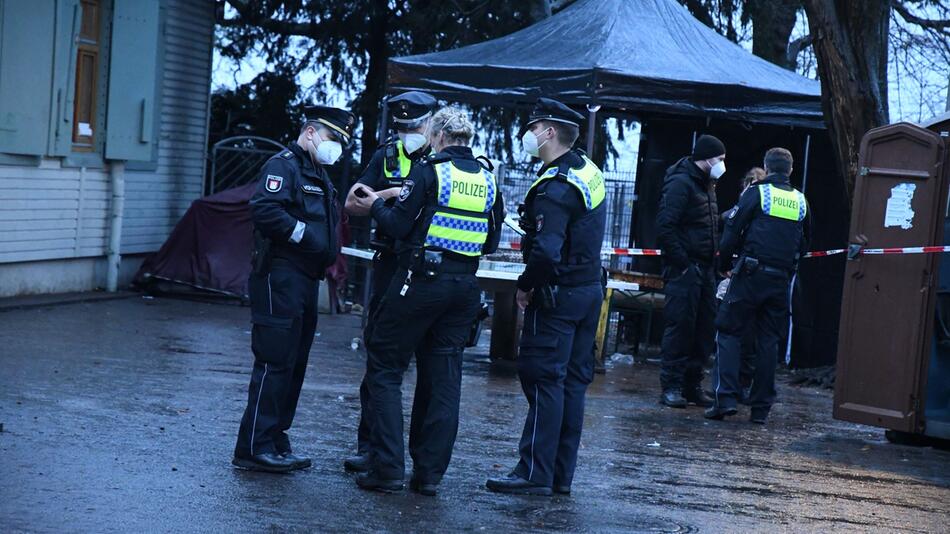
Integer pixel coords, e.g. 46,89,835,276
382,0,848,368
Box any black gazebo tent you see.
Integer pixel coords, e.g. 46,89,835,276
386,0,847,368
388,0,823,128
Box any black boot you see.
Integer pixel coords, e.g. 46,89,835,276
232,452,297,473
682,387,714,407
356,471,404,493
660,389,687,408
485,473,553,496
703,405,738,420
552,484,571,495
343,453,371,472
750,407,770,424
280,451,312,470
409,474,438,496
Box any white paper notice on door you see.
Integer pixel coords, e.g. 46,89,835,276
884,183,916,230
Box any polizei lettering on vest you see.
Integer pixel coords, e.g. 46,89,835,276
452,181,487,198
773,197,798,209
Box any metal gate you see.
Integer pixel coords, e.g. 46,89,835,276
209,136,287,194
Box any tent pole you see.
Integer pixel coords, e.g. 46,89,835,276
801,134,812,194
784,133,811,367
585,105,600,155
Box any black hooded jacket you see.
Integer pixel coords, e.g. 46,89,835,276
655,157,719,271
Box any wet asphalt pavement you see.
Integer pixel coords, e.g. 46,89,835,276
1,297,948,533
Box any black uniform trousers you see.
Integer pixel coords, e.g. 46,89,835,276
365,266,481,483
660,263,717,391
712,268,789,411
356,251,399,455
235,259,319,457
513,283,603,488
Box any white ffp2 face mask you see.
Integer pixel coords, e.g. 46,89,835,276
315,139,343,165
399,132,428,155
710,160,726,180
521,127,551,157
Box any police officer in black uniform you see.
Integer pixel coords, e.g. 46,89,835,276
655,135,725,409
350,107,504,495
706,147,810,424
486,98,607,496
232,105,356,473
342,91,437,473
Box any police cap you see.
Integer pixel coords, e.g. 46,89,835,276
388,91,438,130
304,105,356,144
519,97,584,136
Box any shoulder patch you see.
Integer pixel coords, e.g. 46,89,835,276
398,179,414,202
280,150,294,159
265,175,283,193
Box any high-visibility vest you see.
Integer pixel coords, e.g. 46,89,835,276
384,140,414,179
758,184,806,222
423,161,497,257
527,155,606,211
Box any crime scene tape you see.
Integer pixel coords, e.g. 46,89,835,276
501,242,950,258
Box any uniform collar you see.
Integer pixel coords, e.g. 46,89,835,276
439,145,474,159
290,141,320,176
537,149,583,177
761,173,791,185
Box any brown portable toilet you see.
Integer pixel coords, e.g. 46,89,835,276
834,122,949,440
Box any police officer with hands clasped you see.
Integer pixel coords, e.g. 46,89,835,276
342,91,438,473
350,107,504,496
486,98,607,497
655,135,725,409
706,147,810,424
233,106,356,473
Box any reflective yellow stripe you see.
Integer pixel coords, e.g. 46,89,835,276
383,140,414,179
425,161,496,256
759,184,806,221
527,156,605,211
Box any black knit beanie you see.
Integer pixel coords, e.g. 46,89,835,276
692,135,726,160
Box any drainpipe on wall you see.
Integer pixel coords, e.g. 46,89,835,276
106,160,126,292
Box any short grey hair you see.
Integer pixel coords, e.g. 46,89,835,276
430,106,474,146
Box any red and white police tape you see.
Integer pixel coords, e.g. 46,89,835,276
501,242,950,258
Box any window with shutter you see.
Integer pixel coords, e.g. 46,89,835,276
72,0,100,151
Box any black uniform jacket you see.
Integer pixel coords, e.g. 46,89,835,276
251,141,339,279
369,145,504,264
719,174,811,273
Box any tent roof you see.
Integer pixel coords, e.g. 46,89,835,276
388,0,824,128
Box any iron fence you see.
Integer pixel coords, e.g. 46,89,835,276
495,163,637,267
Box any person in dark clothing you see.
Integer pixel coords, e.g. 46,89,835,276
655,134,726,408
719,167,766,403
706,148,811,424
341,91,437,473
486,98,607,497
350,107,504,495
233,105,356,473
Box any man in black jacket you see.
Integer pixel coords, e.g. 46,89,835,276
655,135,725,408
233,105,356,473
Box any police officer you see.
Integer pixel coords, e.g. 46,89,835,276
655,135,725,409
706,147,810,424
486,98,606,496
342,91,437,473
232,105,356,473
350,107,503,495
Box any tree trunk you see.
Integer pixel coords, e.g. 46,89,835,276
747,0,801,69
803,0,890,203
357,0,390,165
